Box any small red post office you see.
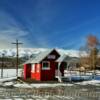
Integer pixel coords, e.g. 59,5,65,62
23,49,64,81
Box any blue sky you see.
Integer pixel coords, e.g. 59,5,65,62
0,0,100,49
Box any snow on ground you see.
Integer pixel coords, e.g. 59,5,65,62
0,69,22,83
0,69,22,78
13,83,32,88
3,79,100,88
64,70,95,76
0,97,74,100
0,77,17,83
29,83,73,88
75,80,100,86
1,80,100,89
0,69,100,88
1,96,74,100
1,98,26,100
13,83,73,88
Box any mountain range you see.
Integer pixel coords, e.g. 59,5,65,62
0,48,83,58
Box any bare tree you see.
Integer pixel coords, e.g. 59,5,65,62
87,35,99,69
79,34,100,70
79,46,90,70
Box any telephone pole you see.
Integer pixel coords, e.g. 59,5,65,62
12,39,23,77
1,53,4,78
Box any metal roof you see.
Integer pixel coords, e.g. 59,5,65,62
24,49,58,64
56,55,79,63
56,54,68,62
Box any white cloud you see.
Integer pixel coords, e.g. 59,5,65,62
0,10,29,49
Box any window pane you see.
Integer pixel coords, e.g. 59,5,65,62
42,62,50,70
43,62,49,68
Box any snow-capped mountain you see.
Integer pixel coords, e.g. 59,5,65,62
0,48,47,57
0,48,81,57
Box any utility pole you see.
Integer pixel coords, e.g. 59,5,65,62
1,53,4,78
12,39,23,78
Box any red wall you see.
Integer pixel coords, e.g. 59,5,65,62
24,61,62,81
24,64,31,80
23,62,64,81
41,61,58,81
40,49,60,81
23,64,26,80
31,62,58,81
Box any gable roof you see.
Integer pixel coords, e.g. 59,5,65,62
24,49,60,64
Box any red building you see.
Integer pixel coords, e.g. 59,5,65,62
23,49,64,81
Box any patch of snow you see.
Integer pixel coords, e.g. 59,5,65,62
13,83,73,88
3,81,14,86
0,99,12,100
13,83,32,88
0,69,22,78
0,77,17,82
53,95,74,100
31,83,73,88
12,98,23,100
75,80,100,86
30,83,73,88
1,99,23,100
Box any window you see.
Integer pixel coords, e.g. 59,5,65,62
42,61,50,70
47,55,56,59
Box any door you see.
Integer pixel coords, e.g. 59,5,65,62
26,64,31,78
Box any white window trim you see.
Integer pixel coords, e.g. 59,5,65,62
42,61,50,70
